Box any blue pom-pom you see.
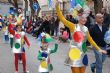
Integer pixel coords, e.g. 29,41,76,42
41,52,48,58
13,27,16,31
82,54,88,66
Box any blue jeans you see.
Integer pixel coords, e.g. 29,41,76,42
10,38,14,48
91,47,106,73
4,35,9,42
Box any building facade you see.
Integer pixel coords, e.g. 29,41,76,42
41,0,70,16
40,0,94,17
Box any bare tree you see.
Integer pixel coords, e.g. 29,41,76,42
29,0,35,20
93,0,103,13
24,0,28,17
8,0,18,9
13,0,18,9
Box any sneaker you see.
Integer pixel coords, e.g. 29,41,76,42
90,63,95,73
15,71,18,73
24,70,29,73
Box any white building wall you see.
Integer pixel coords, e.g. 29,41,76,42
102,0,110,13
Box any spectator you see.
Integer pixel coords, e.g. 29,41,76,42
85,11,95,29
54,16,60,37
59,27,69,42
101,8,110,28
56,1,106,73
50,17,55,36
90,13,108,73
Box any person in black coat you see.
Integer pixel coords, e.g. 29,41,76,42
50,17,55,36
89,13,108,73
54,16,60,37
37,17,51,37
101,8,110,28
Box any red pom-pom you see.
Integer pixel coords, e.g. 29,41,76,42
73,31,84,43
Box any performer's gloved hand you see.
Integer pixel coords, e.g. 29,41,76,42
55,43,58,49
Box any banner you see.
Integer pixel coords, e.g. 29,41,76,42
70,0,77,8
48,0,53,10
33,3,40,12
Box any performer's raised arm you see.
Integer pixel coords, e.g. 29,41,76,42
56,1,75,32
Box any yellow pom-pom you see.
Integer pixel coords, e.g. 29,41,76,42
9,15,12,19
17,18,22,25
41,61,47,68
69,48,81,60
72,9,78,18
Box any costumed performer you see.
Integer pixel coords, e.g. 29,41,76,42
55,0,107,73
37,32,58,73
9,14,30,73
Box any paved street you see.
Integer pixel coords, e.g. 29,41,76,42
0,31,110,73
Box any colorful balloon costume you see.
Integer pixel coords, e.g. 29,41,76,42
0,15,3,30
8,14,30,73
56,4,101,68
37,32,58,73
